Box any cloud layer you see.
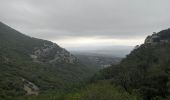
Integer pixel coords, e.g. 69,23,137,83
0,0,170,49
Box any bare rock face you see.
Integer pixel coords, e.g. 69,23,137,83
145,33,160,44
0,56,11,64
22,78,39,96
30,42,77,64
145,32,170,44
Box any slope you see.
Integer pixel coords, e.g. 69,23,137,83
94,29,170,100
0,22,93,99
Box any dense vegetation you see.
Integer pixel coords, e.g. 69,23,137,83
0,22,95,100
13,29,170,100
13,80,138,100
1,21,170,100
93,29,170,100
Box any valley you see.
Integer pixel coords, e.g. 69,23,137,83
72,51,122,69
0,22,170,100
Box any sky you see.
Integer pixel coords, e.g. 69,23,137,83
0,0,170,50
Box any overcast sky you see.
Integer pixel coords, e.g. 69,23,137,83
0,0,170,50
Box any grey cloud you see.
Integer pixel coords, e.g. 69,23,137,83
0,0,170,41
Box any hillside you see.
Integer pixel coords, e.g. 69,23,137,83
1,21,170,100
54,29,170,100
92,29,170,100
22,29,170,100
0,22,94,99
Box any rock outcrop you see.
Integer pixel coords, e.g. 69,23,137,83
30,42,77,64
145,32,170,44
22,78,39,95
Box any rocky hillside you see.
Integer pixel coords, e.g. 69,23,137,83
0,22,77,64
30,42,77,64
0,22,93,99
145,29,170,44
18,29,170,100
94,29,170,100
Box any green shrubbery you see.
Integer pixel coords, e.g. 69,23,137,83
65,80,139,100
0,22,95,99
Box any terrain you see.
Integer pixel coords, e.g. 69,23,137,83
0,22,95,100
1,21,170,100
72,52,121,69
90,29,170,100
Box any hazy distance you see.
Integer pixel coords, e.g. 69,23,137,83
0,0,170,56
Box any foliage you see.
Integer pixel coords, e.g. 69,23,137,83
93,29,170,100
64,80,139,100
0,22,95,99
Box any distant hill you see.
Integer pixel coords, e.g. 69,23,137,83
0,22,94,99
72,52,121,69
